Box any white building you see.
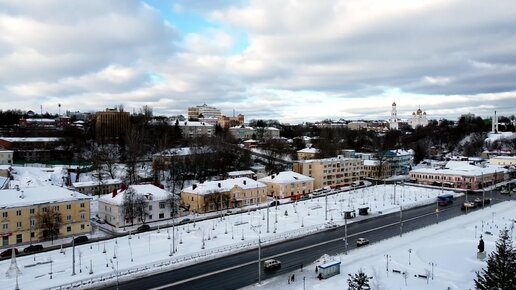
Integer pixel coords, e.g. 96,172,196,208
176,120,215,138
0,150,14,165
98,184,176,228
187,104,222,120
389,102,399,130
408,107,429,128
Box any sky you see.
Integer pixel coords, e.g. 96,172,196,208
1,0,515,124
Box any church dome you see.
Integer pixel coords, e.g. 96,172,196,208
416,108,422,115
392,102,396,106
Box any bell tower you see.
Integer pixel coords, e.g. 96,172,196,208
390,101,399,130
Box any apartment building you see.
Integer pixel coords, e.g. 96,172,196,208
297,148,320,160
177,121,215,138
187,104,222,120
218,114,245,128
0,186,91,247
489,156,516,167
258,171,314,199
72,179,123,196
181,178,266,213
98,184,177,228
292,155,365,189
95,109,130,143
0,150,13,165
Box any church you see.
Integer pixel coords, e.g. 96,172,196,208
389,102,429,130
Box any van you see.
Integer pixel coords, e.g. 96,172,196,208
264,259,281,270
73,235,89,244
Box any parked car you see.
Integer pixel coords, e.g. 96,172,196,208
356,238,369,247
178,218,191,225
269,200,280,207
500,188,510,195
23,244,44,253
73,235,89,244
136,224,150,232
0,248,19,258
263,259,281,270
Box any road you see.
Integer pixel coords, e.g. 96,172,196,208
105,190,512,290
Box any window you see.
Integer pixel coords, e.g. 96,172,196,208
159,213,164,219
149,205,153,211
2,223,8,231
30,218,36,227
67,215,72,222
16,210,22,216
16,234,22,244
159,202,165,209
80,212,86,220
42,207,48,213
80,203,85,208
30,208,35,214
67,226,71,232
81,224,85,230
16,222,22,229
54,206,59,211
66,204,72,210
148,215,153,220
30,232,35,238
2,212,7,218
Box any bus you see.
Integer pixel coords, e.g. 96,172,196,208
437,194,454,206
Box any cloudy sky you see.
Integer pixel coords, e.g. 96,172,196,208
1,0,515,124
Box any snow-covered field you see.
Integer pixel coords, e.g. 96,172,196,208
241,201,516,290
1,166,457,290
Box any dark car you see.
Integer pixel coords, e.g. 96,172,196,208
136,224,150,232
0,248,19,258
73,235,89,244
178,218,191,225
23,244,44,253
269,200,280,207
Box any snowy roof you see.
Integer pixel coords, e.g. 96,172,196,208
297,148,320,154
265,127,279,131
258,171,314,184
98,184,170,206
228,170,255,177
0,185,91,208
25,118,56,122
72,179,122,187
154,147,212,157
176,121,214,127
363,160,380,166
0,137,62,142
182,177,266,195
411,165,505,177
485,132,516,143
490,156,516,160
388,149,411,156
243,139,257,143
0,165,11,170
296,155,361,163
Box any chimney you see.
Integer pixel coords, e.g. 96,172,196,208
20,190,24,199
271,175,275,179
192,184,197,190
243,180,247,185
112,189,117,198
218,182,221,188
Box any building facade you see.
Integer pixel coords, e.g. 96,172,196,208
181,178,267,213
297,148,320,160
293,156,365,189
218,114,245,128
389,102,399,130
489,156,516,167
95,109,130,143
72,179,123,196
0,186,91,247
177,121,215,138
98,184,177,228
409,164,506,190
0,137,64,162
187,104,222,120
258,171,314,199
0,150,13,165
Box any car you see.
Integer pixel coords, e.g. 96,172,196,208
178,218,191,225
269,200,280,207
263,259,281,270
97,218,106,224
23,244,43,253
136,224,150,232
73,235,89,244
500,189,510,195
0,248,19,258
356,238,369,247
461,201,476,211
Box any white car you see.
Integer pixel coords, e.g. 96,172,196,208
356,238,369,247
263,259,281,270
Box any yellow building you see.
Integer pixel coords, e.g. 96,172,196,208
297,148,320,160
0,186,91,247
181,178,266,213
293,156,364,189
489,156,516,166
258,171,314,199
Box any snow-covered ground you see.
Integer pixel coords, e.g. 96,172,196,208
1,167,457,290
241,201,516,290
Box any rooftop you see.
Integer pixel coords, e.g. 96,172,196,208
182,177,265,195
0,185,91,208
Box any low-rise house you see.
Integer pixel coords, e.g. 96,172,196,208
181,178,266,213
72,179,122,196
258,171,314,199
409,162,507,190
229,126,255,140
0,186,91,247
227,170,256,179
176,121,215,138
297,147,320,160
489,156,516,167
98,184,177,228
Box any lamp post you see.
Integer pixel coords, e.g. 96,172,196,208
72,234,76,276
385,254,391,272
408,248,412,265
344,214,348,254
110,259,119,290
482,171,485,208
399,205,403,237
325,190,328,221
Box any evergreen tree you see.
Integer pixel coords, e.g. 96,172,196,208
475,228,516,290
347,269,372,290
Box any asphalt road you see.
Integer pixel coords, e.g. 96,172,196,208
105,189,513,290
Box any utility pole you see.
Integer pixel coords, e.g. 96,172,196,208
72,235,76,276
399,205,403,237
266,202,270,233
344,214,348,254
258,237,261,284
325,190,328,221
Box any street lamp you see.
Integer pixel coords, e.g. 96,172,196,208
408,248,412,265
399,205,403,237
110,259,119,290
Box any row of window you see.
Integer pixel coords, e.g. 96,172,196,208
1,203,86,219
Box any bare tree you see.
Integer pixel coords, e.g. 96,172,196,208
124,126,145,184
122,187,137,226
134,194,149,224
36,207,62,243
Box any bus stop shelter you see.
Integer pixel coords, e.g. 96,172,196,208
317,261,341,279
